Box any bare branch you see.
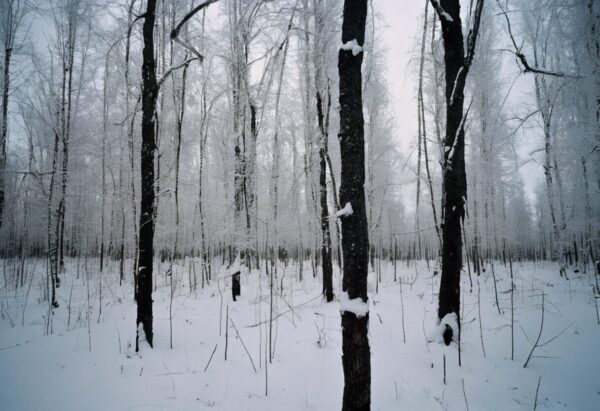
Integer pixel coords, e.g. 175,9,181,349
157,57,200,89
496,0,580,78
170,0,221,60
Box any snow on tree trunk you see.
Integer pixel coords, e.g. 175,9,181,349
338,1,370,409
432,0,484,345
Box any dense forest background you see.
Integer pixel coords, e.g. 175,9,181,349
0,0,599,409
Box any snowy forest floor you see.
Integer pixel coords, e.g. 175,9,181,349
0,258,599,410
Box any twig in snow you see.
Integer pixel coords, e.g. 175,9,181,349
230,317,257,372
203,344,218,372
593,286,599,325
477,280,486,357
0,339,30,350
524,293,545,368
462,378,470,411
491,262,501,315
534,376,541,410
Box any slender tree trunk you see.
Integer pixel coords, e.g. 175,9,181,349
100,57,109,273
270,29,290,280
58,13,76,275
136,0,159,351
318,90,333,302
172,55,189,262
419,1,442,254
314,0,333,302
582,157,592,248
326,150,343,270
0,27,12,229
230,0,248,264
535,74,561,263
125,0,139,290
47,127,60,308
338,1,370,409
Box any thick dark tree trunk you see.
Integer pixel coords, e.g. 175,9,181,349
136,0,158,351
338,1,370,409
437,0,466,346
432,0,484,345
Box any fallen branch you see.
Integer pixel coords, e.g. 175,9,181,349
524,293,545,368
533,376,542,410
203,343,218,372
230,317,257,372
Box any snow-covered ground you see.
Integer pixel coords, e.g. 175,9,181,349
1,258,599,410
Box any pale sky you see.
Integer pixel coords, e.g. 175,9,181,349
378,0,421,154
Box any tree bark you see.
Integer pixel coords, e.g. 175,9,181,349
136,0,159,351
437,0,467,345
318,89,333,302
431,0,484,345
338,1,370,409
314,0,333,302
0,24,12,229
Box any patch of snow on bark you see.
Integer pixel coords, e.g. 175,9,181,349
339,291,369,318
340,39,363,56
336,202,353,218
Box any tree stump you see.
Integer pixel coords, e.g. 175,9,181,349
232,271,241,301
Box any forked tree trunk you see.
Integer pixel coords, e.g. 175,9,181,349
437,0,467,345
338,1,370,409
431,0,484,345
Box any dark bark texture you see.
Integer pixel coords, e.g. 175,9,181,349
433,0,484,345
136,0,158,351
0,43,10,228
438,0,466,345
338,1,370,409
232,271,240,301
317,90,333,302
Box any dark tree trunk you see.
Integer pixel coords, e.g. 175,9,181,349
432,0,484,345
317,90,333,302
232,271,240,301
136,0,158,351
338,1,370,409
438,0,466,346
0,42,11,229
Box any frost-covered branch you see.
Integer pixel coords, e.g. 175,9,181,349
496,0,580,79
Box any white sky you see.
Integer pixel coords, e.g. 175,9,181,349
378,0,421,154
